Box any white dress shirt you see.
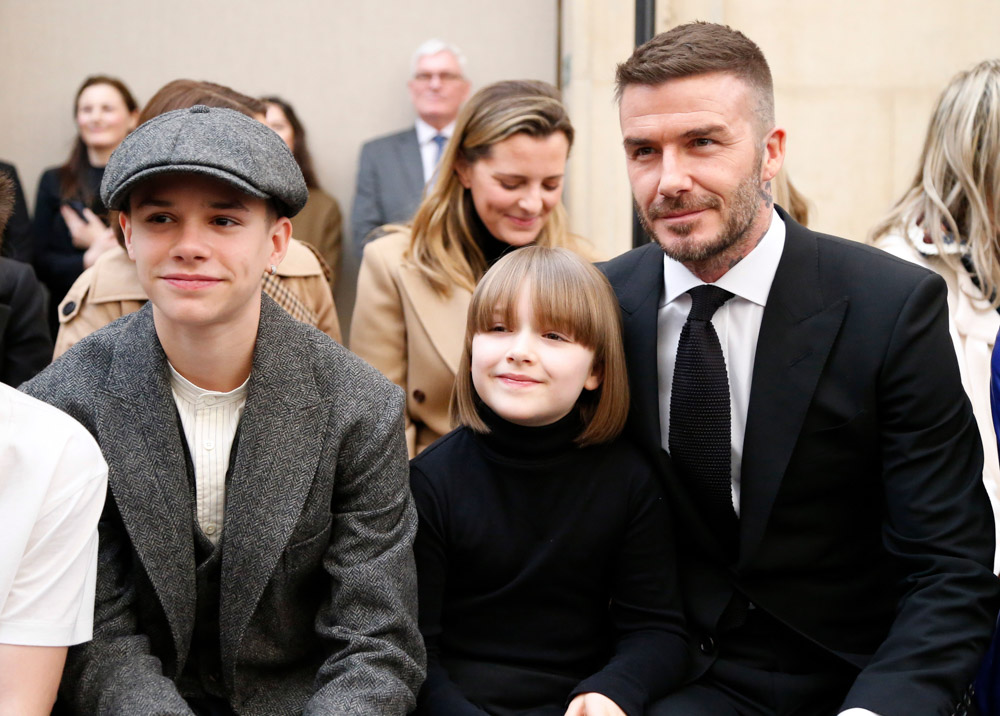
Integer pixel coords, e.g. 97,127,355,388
169,365,248,545
657,208,785,515
415,118,456,184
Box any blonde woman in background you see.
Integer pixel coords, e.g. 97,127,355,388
351,80,596,457
870,59,1000,570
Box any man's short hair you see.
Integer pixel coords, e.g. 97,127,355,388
411,38,466,75
614,22,774,128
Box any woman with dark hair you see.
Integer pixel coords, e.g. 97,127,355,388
33,76,138,331
263,96,343,285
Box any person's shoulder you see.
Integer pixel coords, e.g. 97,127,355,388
0,256,39,287
599,241,662,278
362,228,412,262
409,427,478,492
793,221,937,290
266,300,403,405
3,382,104,462
37,165,61,188
24,307,144,403
361,126,416,152
276,238,326,278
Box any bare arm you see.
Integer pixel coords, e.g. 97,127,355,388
0,644,66,716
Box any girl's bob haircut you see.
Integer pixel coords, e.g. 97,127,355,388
451,246,630,446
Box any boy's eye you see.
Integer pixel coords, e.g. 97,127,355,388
146,213,172,224
212,217,239,227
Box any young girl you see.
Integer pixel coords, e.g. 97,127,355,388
410,246,688,716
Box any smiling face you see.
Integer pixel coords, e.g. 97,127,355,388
456,131,569,247
620,72,784,279
471,282,601,427
76,82,137,155
121,173,291,339
408,50,470,130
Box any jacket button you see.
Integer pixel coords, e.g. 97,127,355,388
699,636,716,654
62,301,77,316
412,389,426,403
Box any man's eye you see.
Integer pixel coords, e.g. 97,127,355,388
213,217,238,227
146,214,171,224
632,146,655,158
693,137,715,147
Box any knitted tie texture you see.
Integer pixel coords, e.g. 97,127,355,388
669,285,738,550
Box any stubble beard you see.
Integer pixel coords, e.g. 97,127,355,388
639,168,764,265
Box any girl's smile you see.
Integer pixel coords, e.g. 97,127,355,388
471,282,601,427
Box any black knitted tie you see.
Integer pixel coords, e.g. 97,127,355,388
669,285,738,551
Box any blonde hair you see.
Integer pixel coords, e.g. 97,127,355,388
870,59,1000,305
451,247,629,446
407,80,578,296
773,166,810,227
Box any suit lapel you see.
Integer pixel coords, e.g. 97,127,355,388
397,263,471,375
100,305,197,668
738,217,848,565
399,129,426,206
611,243,732,562
218,298,325,677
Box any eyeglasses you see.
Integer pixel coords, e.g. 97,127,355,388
413,72,464,84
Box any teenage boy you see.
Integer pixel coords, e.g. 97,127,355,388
23,105,423,715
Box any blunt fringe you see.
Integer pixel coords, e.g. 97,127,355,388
614,21,774,127
870,59,1000,307
451,246,629,446
406,79,585,296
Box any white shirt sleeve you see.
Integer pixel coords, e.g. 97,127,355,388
0,385,108,646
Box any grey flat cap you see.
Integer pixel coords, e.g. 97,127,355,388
101,105,308,217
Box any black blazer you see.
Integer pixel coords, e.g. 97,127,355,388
602,208,999,714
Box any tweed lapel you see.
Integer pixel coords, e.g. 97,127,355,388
100,303,197,669
397,263,471,375
218,297,325,678
399,129,426,207
738,216,848,566
611,243,732,562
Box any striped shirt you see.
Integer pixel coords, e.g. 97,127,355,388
169,364,248,545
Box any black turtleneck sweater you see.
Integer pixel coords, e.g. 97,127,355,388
410,408,689,716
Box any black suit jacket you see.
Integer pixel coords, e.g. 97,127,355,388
602,208,999,714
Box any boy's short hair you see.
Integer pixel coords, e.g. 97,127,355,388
451,246,630,446
101,105,307,219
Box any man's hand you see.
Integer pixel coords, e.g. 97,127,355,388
565,692,627,716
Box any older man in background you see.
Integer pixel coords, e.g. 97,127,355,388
351,39,470,249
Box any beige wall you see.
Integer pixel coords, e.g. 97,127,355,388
655,0,1000,243
0,0,558,330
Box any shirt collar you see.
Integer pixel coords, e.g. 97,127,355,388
415,118,456,145
661,207,786,308
168,362,250,405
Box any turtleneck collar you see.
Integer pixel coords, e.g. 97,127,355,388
467,200,519,267
473,401,583,465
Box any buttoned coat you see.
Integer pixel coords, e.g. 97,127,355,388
350,128,424,249
602,208,999,714
22,296,424,715
350,231,469,457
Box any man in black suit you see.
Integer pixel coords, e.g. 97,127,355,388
603,22,999,715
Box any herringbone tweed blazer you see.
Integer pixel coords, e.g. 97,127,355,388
22,296,425,715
